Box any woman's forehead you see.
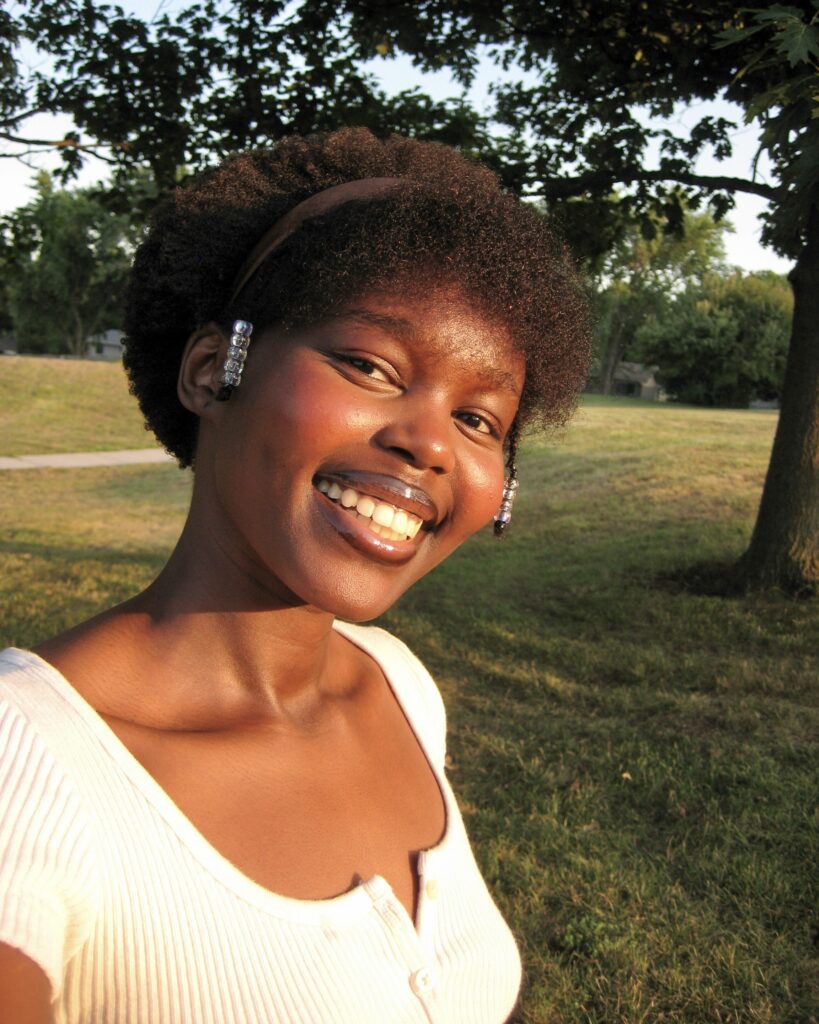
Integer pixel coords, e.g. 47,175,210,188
334,291,525,390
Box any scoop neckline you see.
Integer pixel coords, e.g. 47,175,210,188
1,621,452,928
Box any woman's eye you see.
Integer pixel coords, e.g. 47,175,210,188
457,411,494,435
336,354,391,383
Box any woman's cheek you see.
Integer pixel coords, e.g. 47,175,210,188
452,453,507,536
270,372,371,438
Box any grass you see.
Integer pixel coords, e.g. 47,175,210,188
0,465,192,644
0,355,152,455
1,376,816,1023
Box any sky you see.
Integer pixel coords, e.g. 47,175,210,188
0,4,792,276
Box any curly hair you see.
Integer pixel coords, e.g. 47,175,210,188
124,128,590,468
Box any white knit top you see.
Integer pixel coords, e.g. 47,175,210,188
0,622,521,1024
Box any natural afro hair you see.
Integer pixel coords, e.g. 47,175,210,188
124,128,590,467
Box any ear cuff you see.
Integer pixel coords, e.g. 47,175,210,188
215,319,253,401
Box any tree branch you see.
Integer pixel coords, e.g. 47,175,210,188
533,168,780,202
0,107,48,130
0,131,119,163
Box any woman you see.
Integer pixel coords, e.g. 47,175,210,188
0,128,589,1023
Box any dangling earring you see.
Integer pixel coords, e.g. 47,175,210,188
494,474,519,537
494,422,520,538
215,319,253,401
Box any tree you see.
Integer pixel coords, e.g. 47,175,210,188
634,271,793,407
591,211,729,394
0,173,132,355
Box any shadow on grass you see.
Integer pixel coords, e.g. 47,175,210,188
0,537,169,649
654,558,817,600
0,537,169,568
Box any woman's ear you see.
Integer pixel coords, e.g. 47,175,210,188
177,323,228,419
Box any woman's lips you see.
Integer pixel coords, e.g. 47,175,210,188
313,470,440,526
313,486,423,564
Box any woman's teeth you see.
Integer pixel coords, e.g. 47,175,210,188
316,478,423,542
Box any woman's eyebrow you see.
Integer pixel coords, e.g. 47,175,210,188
340,309,417,341
476,367,522,396
338,309,522,395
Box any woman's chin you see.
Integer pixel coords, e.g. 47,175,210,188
304,585,401,625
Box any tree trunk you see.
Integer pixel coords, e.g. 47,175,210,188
70,306,87,358
600,320,627,395
738,207,819,593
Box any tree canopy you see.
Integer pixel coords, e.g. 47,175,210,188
4,2,815,255
0,173,132,355
635,270,793,407
331,1,817,256
590,210,730,394
1,0,489,198
4,2,816,242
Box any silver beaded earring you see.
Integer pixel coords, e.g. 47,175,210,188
216,319,253,401
494,475,519,537
494,422,520,538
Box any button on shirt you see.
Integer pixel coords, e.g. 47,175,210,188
410,968,435,996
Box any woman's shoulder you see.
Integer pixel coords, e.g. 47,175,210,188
0,647,102,788
0,648,81,761
0,650,102,998
0,646,66,710
0,647,111,810
0,646,89,725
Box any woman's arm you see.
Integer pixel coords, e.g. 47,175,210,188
0,943,52,1024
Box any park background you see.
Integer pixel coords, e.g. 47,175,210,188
1,2,817,1021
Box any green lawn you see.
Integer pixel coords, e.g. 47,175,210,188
0,355,152,455
1,375,816,1023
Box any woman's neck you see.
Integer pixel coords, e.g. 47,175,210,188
33,524,366,734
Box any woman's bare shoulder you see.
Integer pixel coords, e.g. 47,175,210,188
31,604,147,718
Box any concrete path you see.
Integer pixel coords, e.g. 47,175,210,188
0,448,176,471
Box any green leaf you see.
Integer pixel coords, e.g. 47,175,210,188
778,19,819,66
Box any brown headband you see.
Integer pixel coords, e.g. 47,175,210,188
228,176,404,305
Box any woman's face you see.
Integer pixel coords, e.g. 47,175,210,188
202,289,525,621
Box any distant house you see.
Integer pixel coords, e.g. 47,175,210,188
87,328,125,361
586,361,664,401
0,330,124,358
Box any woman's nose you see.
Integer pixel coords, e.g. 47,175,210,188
373,400,456,474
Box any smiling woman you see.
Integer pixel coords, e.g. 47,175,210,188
0,129,589,1024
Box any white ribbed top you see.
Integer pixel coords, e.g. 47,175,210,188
0,623,521,1023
